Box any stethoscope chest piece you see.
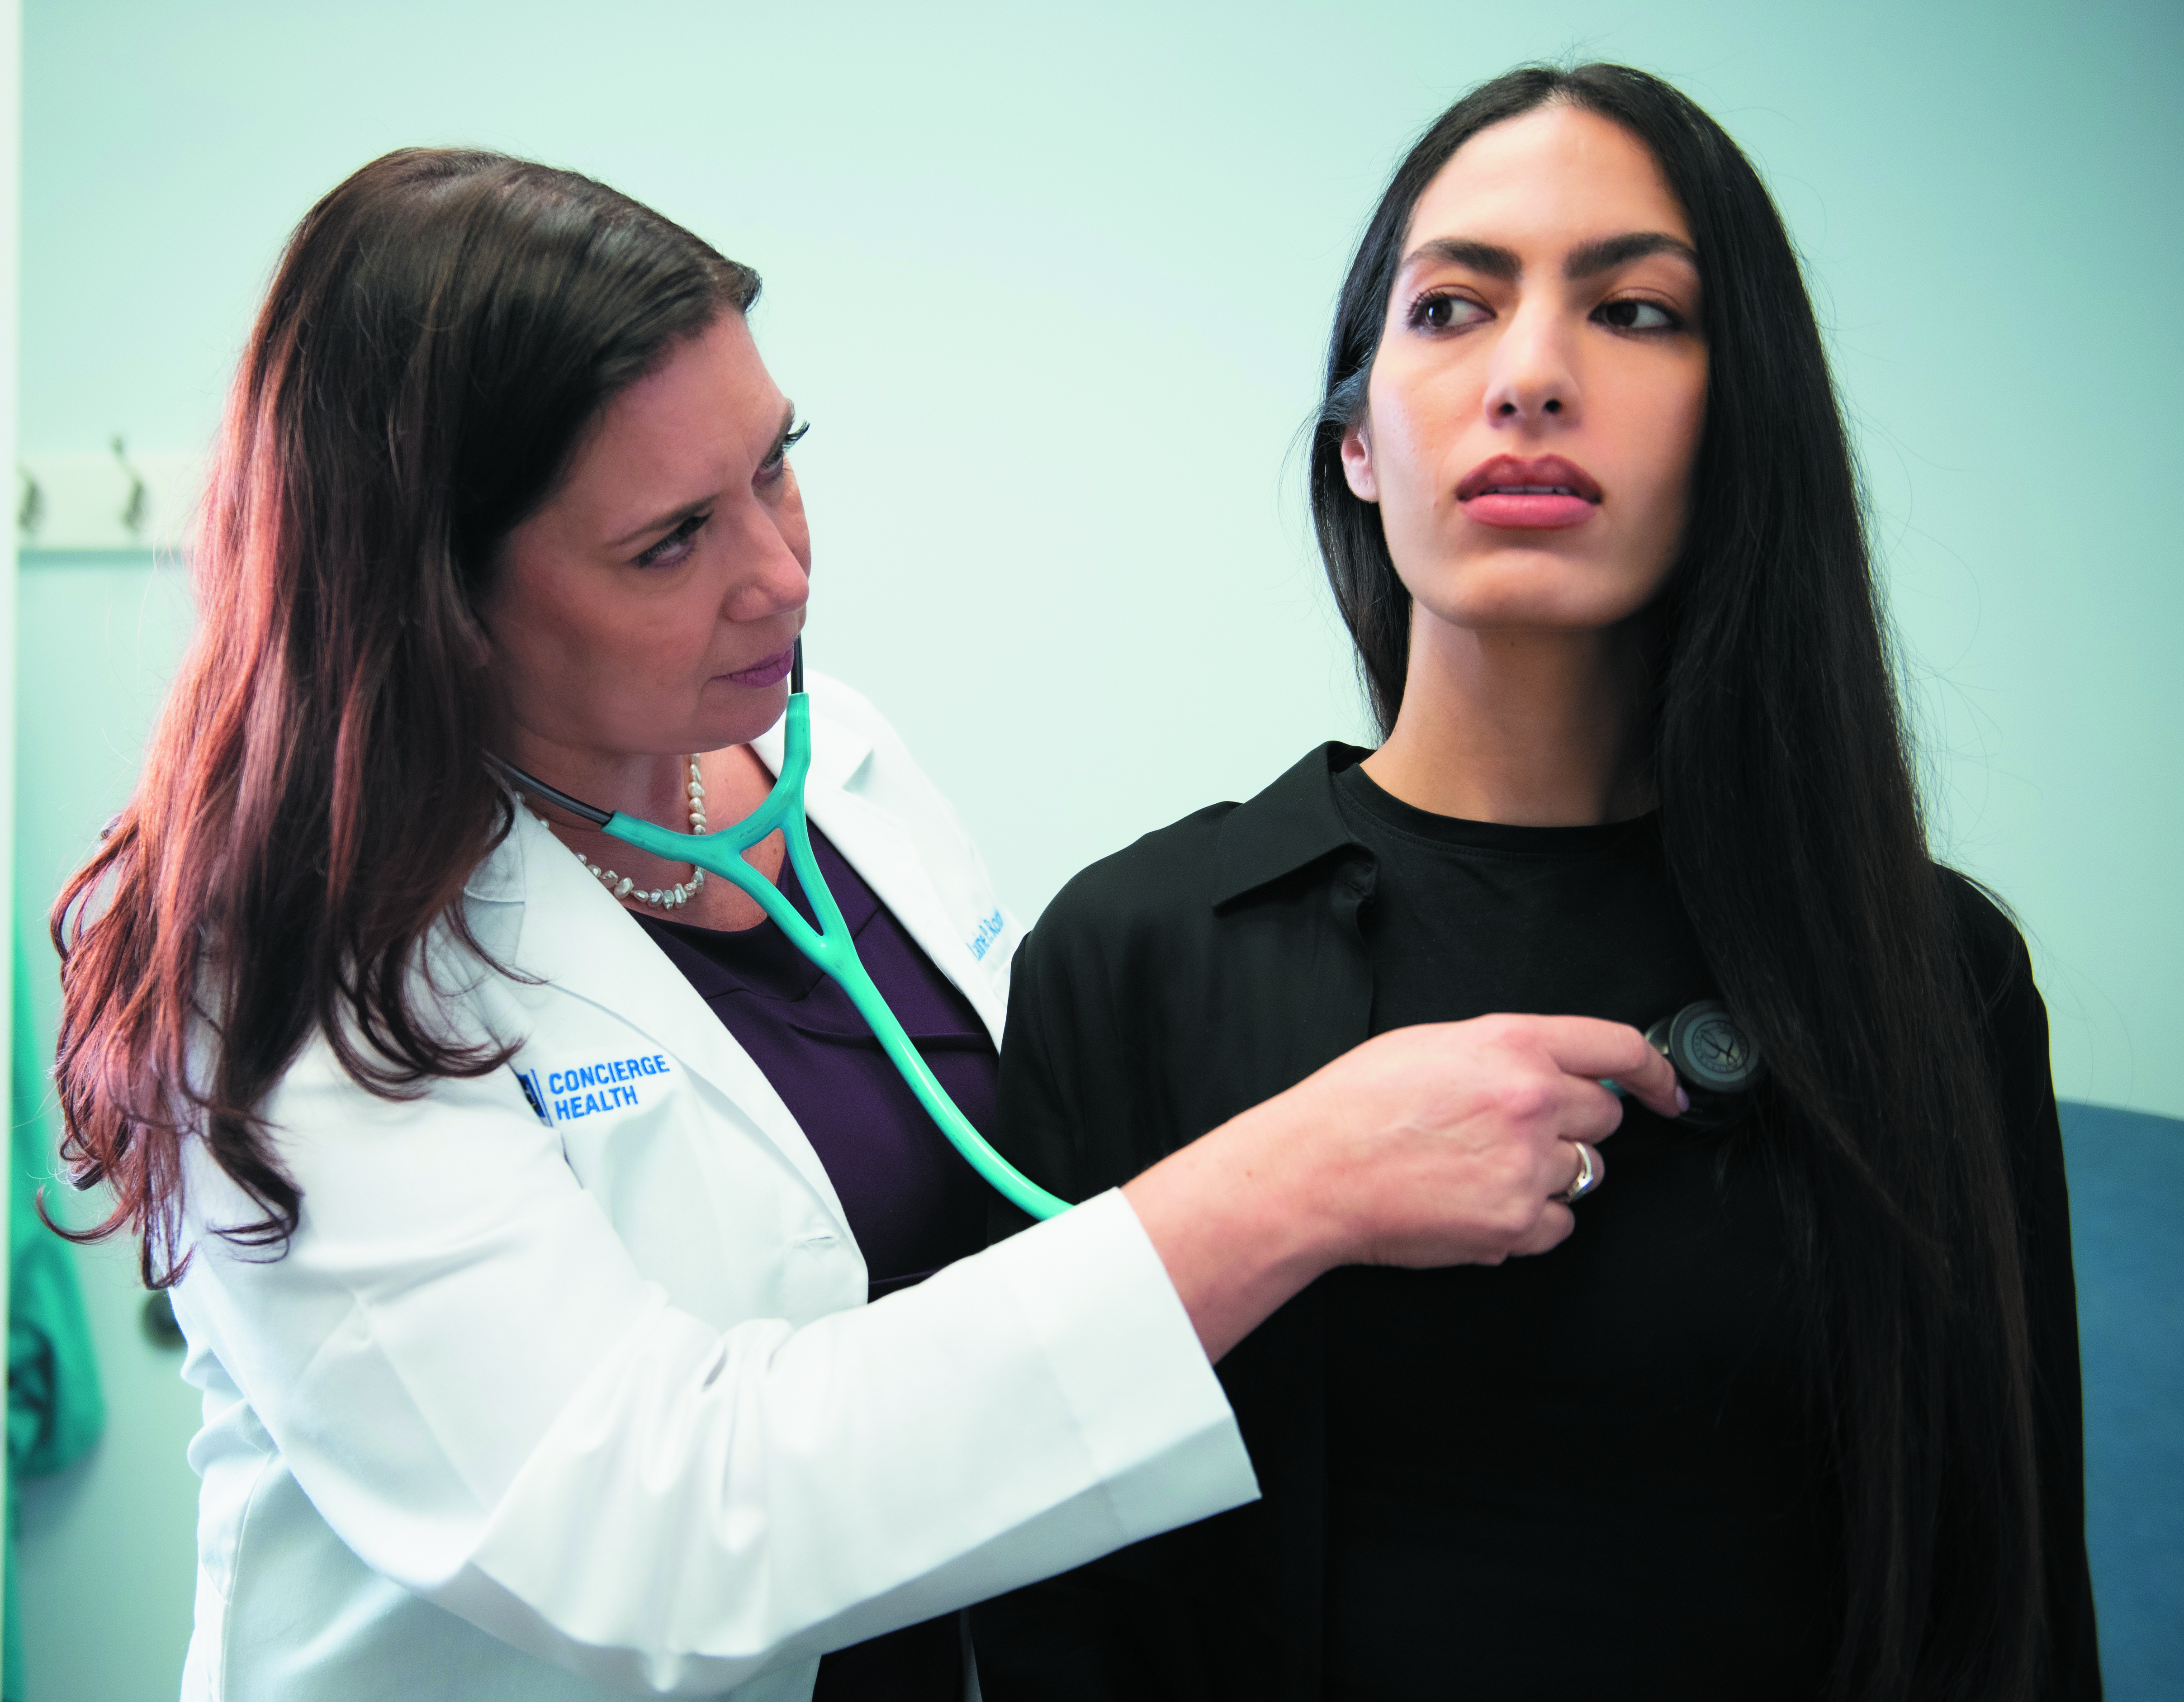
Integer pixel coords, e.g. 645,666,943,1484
1646,999,1765,1128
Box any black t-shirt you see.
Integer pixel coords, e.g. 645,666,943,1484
1319,764,1829,1697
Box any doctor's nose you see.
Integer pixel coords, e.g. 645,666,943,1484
720,512,813,624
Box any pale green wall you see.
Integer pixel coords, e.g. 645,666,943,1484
0,1,15,1692
22,0,2179,1120
12,2,2181,1695
14,556,199,1702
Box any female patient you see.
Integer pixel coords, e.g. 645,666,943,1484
972,63,2097,1702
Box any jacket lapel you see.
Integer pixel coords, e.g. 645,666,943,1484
753,705,1009,1047
471,808,854,1231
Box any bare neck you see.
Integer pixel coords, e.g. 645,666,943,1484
1360,612,1654,827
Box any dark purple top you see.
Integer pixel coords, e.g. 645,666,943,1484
635,824,999,1701
633,823,998,1299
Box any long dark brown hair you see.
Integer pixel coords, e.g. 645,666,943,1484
50,149,758,1287
1313,65,2042,1702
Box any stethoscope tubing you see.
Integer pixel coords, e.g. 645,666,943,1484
491,642,1071,1223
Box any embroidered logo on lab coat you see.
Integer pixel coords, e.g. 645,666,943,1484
967,909,1006,962
518,1054,672,1124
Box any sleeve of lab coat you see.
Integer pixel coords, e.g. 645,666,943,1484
174,1039,1257,1696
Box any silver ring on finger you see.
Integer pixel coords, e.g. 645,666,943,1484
1550,1140,1601,1205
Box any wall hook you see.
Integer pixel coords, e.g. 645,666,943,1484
112,435,148,537
17,465,43,539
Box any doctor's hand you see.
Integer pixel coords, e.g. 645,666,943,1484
1121,1014,1685,1363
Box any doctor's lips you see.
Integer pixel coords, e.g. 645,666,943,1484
1456,455,1603,529
725,647,797,687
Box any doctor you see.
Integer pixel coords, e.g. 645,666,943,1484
47,148,1682,1702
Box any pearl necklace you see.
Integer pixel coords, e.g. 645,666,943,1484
533,757,709,912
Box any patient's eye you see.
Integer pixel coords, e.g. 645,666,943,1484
1410,291,1490,333
1594,299,1681,333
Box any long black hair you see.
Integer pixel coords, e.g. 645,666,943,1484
52,150,758,1286
1312,66,2043,1702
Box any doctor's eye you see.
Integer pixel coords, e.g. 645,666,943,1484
758,420,810,483
1407,291,1490,334
1594,298,1682,333
634,511,711,569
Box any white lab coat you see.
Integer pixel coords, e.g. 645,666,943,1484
170,674,1257,1702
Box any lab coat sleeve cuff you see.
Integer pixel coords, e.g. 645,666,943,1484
434,1187,1257,1692
996,1187,1258,1543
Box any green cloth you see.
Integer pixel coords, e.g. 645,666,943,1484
5,934,105,1701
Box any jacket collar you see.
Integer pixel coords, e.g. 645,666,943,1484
1210,741,1374,909
754,707,1007,1045
751,704,873,795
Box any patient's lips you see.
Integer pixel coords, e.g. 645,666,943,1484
1457,454,1603,529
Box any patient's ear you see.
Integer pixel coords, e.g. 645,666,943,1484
1340,418,1379,503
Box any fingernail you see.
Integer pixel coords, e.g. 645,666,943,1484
1675,1086,1691,1115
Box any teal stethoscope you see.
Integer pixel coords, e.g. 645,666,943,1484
494,641,1771,1220
492,640,1072,1223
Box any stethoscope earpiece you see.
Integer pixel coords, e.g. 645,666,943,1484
1646,999,1764,1128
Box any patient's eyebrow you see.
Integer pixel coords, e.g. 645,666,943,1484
1400,237,1521,281
1563,232,1699,279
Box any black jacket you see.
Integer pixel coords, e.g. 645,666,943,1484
971,744,2099,1701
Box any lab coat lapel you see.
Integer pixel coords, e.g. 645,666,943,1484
484,808,853,1232
753,706,1008,1047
